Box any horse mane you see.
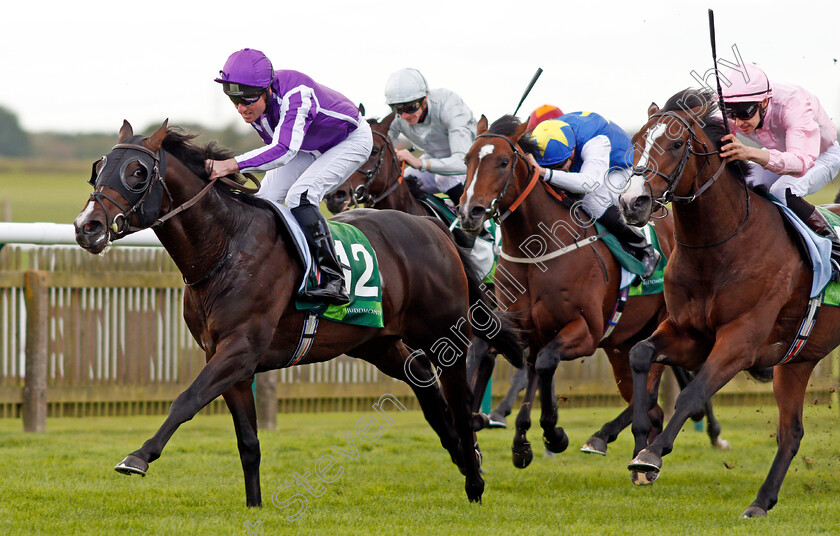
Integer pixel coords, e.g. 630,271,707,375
405,174,427,200
662,88,751,179
488,115,540,155
161,128,270,209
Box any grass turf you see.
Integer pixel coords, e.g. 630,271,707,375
0,404,837,535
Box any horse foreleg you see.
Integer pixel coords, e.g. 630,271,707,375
742,361,816,518
222,378,262,507
672,367,728,449
512,363,539,468
115,343,257,480
630,328,756,486
535,318,596,455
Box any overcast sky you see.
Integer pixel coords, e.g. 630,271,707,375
1,0,838,139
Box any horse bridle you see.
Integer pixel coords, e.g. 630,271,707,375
88,138,259,239
631,111,751,248
473,132,540,223
352,131,404,206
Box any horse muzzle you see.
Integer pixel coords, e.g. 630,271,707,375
619,194,653,227
457,203,489,235
74,211,110,254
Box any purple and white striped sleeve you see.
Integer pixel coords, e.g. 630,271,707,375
235,86,317,172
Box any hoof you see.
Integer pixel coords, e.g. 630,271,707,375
627,449,662,474
741,505,767,518
543,428,569,454
466,476,484,503
713,437,731,450
512,440,533,469
487,411,507,429
630,470,659,486
580,436,608,456
115,454,148,476
473,413,490,432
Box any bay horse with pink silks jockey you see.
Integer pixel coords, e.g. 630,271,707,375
620,88,840,518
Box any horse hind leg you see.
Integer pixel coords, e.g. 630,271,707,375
743,361,816,518
426,342,484,502
466,336,495,430
356,341,463,470
222,379,262,507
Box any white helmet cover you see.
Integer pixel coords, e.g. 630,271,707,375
384,68,429,105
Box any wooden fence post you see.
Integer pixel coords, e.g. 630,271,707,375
256,370,277,431
23,270,48,432
1,199,11,222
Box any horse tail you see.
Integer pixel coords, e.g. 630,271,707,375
429,218,524,369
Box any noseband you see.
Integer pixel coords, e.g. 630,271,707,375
473,133,541,223
352,131,405,206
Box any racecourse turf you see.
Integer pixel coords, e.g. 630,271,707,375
0,404,838,535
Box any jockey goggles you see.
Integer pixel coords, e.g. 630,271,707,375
725,102,760,121
392,99,423,115
221,82,266,106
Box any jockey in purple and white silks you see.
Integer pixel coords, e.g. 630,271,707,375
384,68,476,206
719,63,840,266
208,48,373,305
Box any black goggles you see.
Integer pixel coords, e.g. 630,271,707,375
725,102,760,121
392,99,423,115
221,82,266,106
228,93,264,106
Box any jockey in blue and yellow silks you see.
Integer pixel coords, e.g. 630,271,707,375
525,112,660,278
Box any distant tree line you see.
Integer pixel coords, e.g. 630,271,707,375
0,106,257,160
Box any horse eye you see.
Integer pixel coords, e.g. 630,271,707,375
371,147,380,155
499,158,510,167
672,141,684,150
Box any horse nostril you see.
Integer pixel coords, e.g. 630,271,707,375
83,220,103,235
634,196,651,212
470,206,485,220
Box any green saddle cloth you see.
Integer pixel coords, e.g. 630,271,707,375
295,220,384,328
817,207,840,307
594,221,666,297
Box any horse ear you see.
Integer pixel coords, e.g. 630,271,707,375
512,120,530,142
146,119,169,152
377,112,396,133
648,102,660,118
477,115,488,135
118,120,133,142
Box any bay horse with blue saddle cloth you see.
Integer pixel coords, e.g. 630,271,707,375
73,120,523,506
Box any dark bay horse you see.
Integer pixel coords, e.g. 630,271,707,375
73,120,523,506
620,88,840,518
326,113,437,218
457,115,684,465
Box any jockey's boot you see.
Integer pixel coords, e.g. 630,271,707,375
291,199,350,306
597,205,660,279
803,209,840,274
